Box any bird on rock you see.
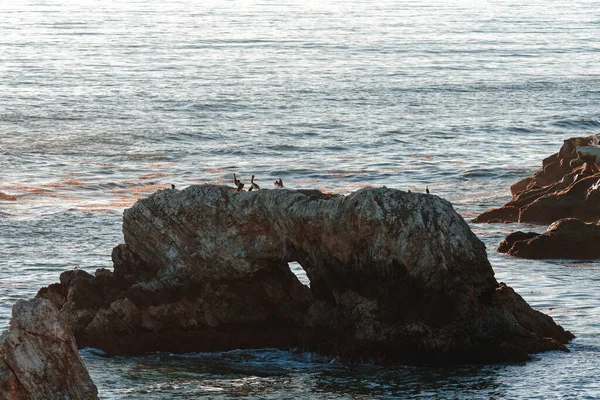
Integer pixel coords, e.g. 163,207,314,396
233,173,244,192
426,186,430,194
249,175,260,191
274,178,284,188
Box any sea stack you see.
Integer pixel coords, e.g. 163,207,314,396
37,185,573,365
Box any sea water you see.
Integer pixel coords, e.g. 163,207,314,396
1,0,600,398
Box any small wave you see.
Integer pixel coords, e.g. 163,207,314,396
0,192,17,201
460,168,502,179
552,118,600,129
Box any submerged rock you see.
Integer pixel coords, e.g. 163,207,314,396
474,135,600,224
498,218,600,259
38,185,573,365
0,298,98,400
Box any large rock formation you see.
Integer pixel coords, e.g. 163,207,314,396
498,218,600,259
38,185,573,365
0,298,98,400
474,135,600,224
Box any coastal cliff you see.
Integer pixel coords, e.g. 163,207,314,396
38,185,573,364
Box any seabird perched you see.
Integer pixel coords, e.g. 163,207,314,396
274,178,284,188
249,175,260,191
171,184,175,190
233,173,244,191
426,186,430,194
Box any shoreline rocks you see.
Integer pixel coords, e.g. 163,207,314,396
474,135,600,224
498,218,600,259
0,298,98,400
37,185,573,365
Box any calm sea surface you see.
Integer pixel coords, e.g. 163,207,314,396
1,0,600,398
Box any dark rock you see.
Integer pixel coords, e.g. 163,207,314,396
501,218,600,259
37,185,573,365
0,298,98,400
498,231,540,253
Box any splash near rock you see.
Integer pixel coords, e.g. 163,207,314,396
474,135,600,224
0,298,98,400
38,185,573,364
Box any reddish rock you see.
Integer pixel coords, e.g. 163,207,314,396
473,206,520,223
38,185,573,365
500,218,600,259
510,177,533,196
474,136,600,224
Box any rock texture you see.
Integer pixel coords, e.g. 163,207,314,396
474,135,600,224
498,218,600,259
0,298,98,400
38,185,573,365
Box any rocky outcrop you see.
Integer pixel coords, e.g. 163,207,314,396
498,218,600,259
474,135,600,224
0,298,98,400
38,185,573,365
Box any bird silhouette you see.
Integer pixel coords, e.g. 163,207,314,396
426,186,430,194
250,175,260,191
274,178,284,188
233,173,244,192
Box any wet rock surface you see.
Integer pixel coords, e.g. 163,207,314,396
0,298,98,400
38,185,573,365
474,135,600,224
498,218,600,259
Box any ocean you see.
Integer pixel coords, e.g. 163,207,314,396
1,0,600,398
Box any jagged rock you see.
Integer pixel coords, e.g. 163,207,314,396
474,136,600,224
38,185,573,365
0,298,98,400
498,218,600,259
